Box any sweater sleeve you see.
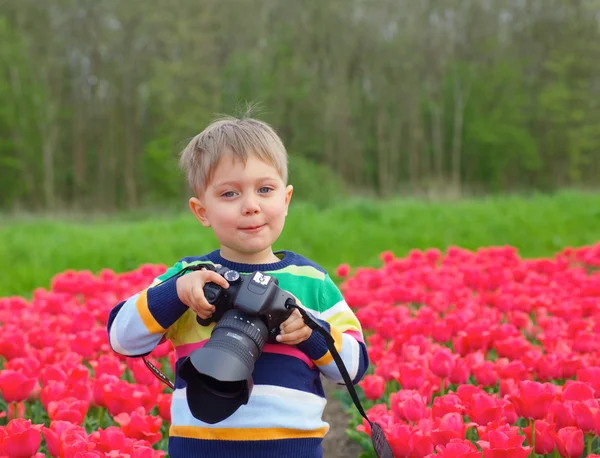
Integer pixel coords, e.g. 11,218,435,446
107,260,201,357
296,273,369,384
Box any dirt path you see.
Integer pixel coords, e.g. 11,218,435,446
321,379,364,458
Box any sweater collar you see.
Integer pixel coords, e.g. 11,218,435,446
206,249,296,273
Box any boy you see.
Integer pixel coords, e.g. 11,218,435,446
107,114,369,457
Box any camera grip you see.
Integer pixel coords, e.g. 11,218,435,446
196,316,214,326
195,282,223,327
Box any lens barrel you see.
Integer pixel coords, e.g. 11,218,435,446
178,309,269,423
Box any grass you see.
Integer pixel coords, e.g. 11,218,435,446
1,190,598,298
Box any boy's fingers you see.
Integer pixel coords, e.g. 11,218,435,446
281,309,302,328
278,328,311,345
281,317,305,334
191,284,213,313
281,310,305,333
203,271,230,290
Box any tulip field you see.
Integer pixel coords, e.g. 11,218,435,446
341,243,600,458
0,242,598,457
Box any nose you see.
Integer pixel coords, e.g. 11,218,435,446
241,195,260,215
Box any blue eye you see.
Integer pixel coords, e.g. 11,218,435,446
221,191,237,198
258,187,272,194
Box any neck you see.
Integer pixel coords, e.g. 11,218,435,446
218,247,280,265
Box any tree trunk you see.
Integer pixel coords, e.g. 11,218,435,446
408,98,422,190
451,69,470,196
42,123,58,210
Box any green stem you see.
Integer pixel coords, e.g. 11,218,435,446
97,406,104,428
588,433,593,455
530,418,535,458
552,446,559,458
440,377,445,396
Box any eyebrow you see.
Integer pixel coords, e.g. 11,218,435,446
212,177,278,188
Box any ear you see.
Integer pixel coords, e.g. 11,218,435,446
284,184,294,216
189,197,211,227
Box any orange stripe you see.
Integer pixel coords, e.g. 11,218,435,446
135,290,166,334
170,425,329,441
313,326,343,367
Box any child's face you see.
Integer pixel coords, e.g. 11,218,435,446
189,152,293,263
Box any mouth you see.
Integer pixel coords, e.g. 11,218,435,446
239,224,266,232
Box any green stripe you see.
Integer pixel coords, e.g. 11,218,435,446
155,260,216,282
319,274,344,312
181,260,216,270
265,264,325,280
156,261,183,282
267,271,321,314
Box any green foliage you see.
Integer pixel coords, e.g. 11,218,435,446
287,155,347,208
142,136,184,204
2,1,600,211
1,191,599,297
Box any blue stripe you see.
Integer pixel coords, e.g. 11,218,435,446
146,276,189,329
174,352,325,397
168,436,323,458
297,319,331,361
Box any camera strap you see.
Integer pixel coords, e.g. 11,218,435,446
142,263,215,390
285,302,393,458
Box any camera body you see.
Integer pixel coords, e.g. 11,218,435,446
197,265,295,343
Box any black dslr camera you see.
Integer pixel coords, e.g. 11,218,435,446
178,265,296,424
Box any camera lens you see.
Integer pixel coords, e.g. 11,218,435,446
178,309,268,423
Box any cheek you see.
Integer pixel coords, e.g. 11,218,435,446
265,201,288,223
208,206,238,229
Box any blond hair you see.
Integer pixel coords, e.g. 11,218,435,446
179,114,288,193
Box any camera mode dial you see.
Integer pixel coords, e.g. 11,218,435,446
224,270,241,283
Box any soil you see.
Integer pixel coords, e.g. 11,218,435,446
321,379,364,458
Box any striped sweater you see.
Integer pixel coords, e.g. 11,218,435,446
107,250,369,458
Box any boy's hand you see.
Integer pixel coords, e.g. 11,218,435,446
276,309,312,345
176,268,229,320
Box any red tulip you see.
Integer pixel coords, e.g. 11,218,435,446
522,420,556,455
429,412,473,447
576,367,600,397
552,426,584,458
88,426,128,453
113,407,163,445
157,393,172,422
561,380,595,402
0,369,36,403
336,264,350,277
432,393,465,419
467,392,503,426
429,348,455,379
509,381,556,420
426,438,482,458
89,354,126,379
47,397,89,424
0,419,42,458
387,423,414,458
359,374,386,400
477,430,531,458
